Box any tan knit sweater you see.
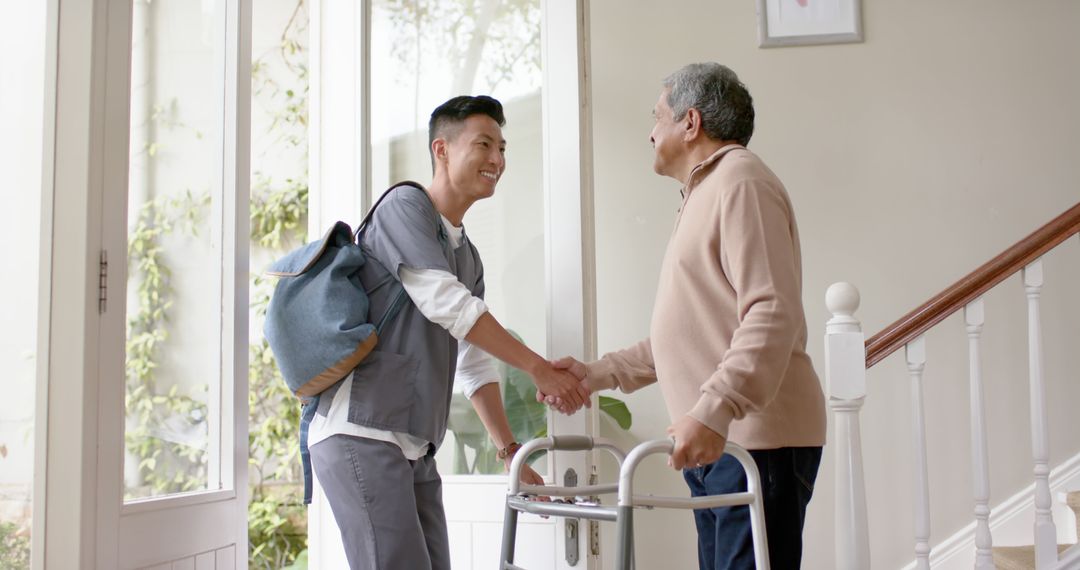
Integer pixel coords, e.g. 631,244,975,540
586,145,826,449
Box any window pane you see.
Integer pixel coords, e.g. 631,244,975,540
0,2,47,566
370,0,547,476
124,0,227,500
247,0,310,566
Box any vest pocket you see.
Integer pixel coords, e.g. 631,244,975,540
346,350,419,431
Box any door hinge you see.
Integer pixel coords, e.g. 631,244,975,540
98,250,108,314
589,520,600,557
587,472,604,557
588,470,600,556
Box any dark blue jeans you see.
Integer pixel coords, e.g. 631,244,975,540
682,447,822,570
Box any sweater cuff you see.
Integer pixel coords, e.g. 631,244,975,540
583,359,619,393
688,395,737,440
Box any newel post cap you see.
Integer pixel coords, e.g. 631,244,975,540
825,282,866,399
826,282,861,329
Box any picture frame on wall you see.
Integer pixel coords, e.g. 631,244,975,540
757,0,863,48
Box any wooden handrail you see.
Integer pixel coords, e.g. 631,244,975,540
865,202,1080,368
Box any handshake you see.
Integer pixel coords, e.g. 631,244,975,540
529,356,591,415
526,354,728,471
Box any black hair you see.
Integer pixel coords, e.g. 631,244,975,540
427,95,506,169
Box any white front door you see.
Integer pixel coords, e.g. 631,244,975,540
93,0,252,567
306,1,598,568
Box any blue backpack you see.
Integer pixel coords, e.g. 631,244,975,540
264,182,419,503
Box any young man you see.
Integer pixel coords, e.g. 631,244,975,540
308,95,589,570
550,64,826,569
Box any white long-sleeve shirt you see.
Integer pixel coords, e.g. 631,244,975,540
308,215,500,457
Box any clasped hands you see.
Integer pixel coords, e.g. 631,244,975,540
534,356,590,415
534,357,726,471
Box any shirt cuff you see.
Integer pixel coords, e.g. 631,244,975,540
460,375,498,399
583,359,619,393
687,395,737,440
448,297,487,340
456,341,500,398
399,266,489,340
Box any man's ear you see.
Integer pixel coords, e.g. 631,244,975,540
431,138,448,163
683,108,703,142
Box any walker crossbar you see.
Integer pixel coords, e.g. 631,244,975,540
505,496,619,522
506,437,626,496
500,436,771,570
513,483,620,498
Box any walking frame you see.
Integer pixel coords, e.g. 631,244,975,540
500,436,770,570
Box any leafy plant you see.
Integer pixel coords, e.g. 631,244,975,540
447,331,632,475
247,337,307,570
0,522,30,569
244,1,310,567
125,192,212,498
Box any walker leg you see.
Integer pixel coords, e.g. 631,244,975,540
748,498,770,570
614,505,634,570
500,503,519,567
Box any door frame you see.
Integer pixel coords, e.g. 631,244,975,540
539,0,599,566
39,0,115,565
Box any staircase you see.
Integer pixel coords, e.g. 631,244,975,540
993,492,1080,570
823,202,1080,569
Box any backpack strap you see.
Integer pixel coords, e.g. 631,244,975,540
299,399,318,504
358,180,447,335
354,180,428,240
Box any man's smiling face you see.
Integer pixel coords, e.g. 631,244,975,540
443,113,506,202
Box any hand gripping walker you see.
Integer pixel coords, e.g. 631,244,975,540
500,436,770,570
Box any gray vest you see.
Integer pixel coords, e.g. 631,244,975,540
318,184,484,450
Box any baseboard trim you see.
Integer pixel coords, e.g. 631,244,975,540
901,451,1080,570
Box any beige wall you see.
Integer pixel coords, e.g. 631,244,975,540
588,1,1080,568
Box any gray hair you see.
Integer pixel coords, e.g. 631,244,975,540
662,63,755,147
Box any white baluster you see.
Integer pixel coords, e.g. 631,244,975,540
1024,259,1058,569
965,298,994,569
906,336,931,570
825,283,870,570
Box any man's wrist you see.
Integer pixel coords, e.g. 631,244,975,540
521,354,547,377
497,441,522,461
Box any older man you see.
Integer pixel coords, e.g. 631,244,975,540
553,63,826,569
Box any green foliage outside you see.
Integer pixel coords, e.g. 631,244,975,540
0,522,30,569
125,192,213,498
448,332,632,475
246,3,311,565
123,1,311,568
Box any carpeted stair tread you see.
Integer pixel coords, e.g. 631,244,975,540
991,544,1071,570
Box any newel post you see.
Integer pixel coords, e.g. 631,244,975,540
825,282,871,570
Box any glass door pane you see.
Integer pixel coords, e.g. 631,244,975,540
0,2,48,566
124,0,228,500
369,0,547,476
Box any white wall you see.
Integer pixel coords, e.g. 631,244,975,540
0,0,46,532
588,1,1080,568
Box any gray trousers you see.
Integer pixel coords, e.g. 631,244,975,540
311,434,450,570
